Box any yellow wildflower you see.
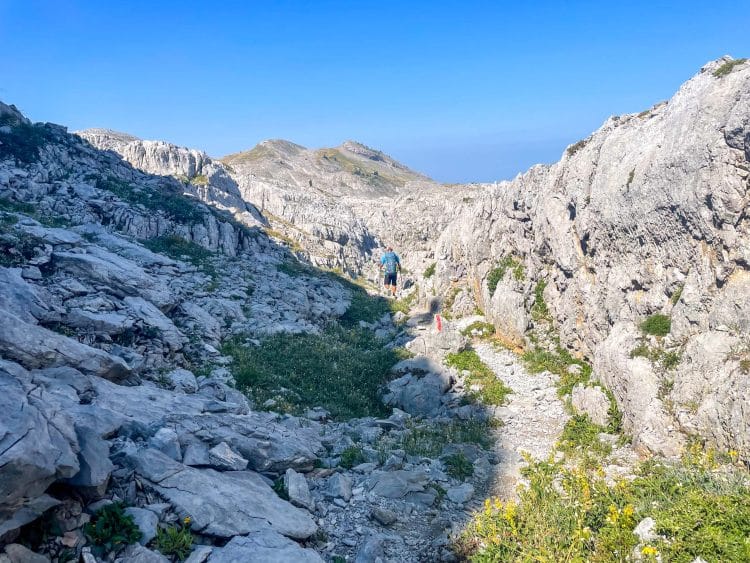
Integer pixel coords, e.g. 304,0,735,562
642,545,658,557
183,516,191,526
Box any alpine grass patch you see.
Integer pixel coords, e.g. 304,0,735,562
713,58,748,77
446,349,512,406
155,520,194,562
223,322,400,419
142,235,217,280
394,419,495,458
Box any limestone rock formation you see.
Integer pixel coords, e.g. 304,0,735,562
434,56,750,458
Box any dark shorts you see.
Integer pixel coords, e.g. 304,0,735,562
384,272,398,286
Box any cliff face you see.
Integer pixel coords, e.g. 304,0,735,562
434,57,750,457
75,129,265,227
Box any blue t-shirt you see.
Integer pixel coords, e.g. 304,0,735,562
380,251,400,274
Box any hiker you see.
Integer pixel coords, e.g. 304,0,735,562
379,246,401,296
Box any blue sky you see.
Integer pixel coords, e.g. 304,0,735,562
1,1,748,182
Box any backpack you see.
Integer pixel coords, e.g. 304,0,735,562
383,252,399,274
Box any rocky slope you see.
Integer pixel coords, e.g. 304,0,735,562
434,56,750,459
0,101,514,562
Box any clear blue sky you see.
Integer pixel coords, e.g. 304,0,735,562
1,1,748,183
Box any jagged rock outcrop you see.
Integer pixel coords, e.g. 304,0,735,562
76,129,265,228
434,56,750,458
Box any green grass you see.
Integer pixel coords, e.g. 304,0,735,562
424,262,436,278
443,452,474,480
446,349,512,406
389,289,417,315
96,176,207,224
522,346,591,397
460,321,496,338
670,284,684,305
640,314,671,337
713,58,748,77
530,280,551,321
223,322,400,419
559,414,612,458
395,419,494,458
456,446,750,562
142,235,217,280
0,197,36,214
487,256,524,294
155,523,194,562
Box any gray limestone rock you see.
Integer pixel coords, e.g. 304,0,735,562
570,384,611,427
0,310,131,381
206,529,323,562
208,442,248,471
122,448,317,539
125,507,159,545
284,469,315,511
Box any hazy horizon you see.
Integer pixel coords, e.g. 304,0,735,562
1,0,749,183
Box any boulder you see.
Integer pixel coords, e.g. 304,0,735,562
149,428,182,462
121,448,317,539
167,369,198,393
125,507,159,546
368,469,430,499
64,425,113,495
446,483,474,504
324,473,352,502
4,544,49,563
0,370,79,536
0,310,131,381
570,384,611,427
208,442,248,471
116,544,170,563
284,469,315,511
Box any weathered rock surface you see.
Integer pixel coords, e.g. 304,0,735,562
207,529,324,563
434,57,750,458
120,447,318,539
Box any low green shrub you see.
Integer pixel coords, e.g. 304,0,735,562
424,262,436,278
522,346,591,397
0,122,55,163
640,314,671,337
487,256,524,294
443,452,474,480
272,477,289,500
670,283,684,305
566,138,588,156
339,445,365,469
446,349,512,406
460,321,496,339
84,502,141,556
559,414,611,458
530,280,551,321
155,521,194,562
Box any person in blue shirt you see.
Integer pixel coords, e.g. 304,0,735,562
379,246,401,297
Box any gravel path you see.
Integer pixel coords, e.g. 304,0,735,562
473,342,569,499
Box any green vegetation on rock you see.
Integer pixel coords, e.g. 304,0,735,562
0,120,56,164
84,502,141,557
224,322,400,419
142,235,217,280
424,262,436,278
446,349,512,406
713,58,748,77
487,256,524,294
456,445,750,562
640,314,671,337
155,522,194,562
443,451,474,480
96,176,207,224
